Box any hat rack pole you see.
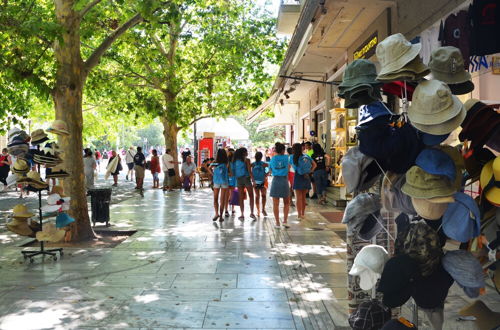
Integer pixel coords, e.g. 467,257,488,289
21,143,63,263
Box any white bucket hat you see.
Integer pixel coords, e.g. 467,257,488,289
408,80,465,135
41,193,71,213
376,33,421,77
349,245,389,290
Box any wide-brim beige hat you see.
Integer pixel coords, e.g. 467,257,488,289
411,107,466,135
7,218,34,236
411,196,454,220
377,33,422,77
36,223,65,242
46,120,69,136
12,204,35,218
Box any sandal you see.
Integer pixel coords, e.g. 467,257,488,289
225,211,230,217
262,210,268,216
212,215,219,221
219,216,224,222
250,214,257,220
238,216,245,221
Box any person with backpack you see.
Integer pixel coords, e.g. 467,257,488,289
311,144,331,205
226,149,236,217
269,142,290,228
233,147,256,220
209,149,230,222
251,151,269,217
291,143,316,219
133,146,146,192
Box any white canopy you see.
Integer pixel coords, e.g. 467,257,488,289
194,117,249,140
257,103,297,132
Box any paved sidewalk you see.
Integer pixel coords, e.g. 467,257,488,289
0,183,350,329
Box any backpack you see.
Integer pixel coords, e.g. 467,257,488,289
214,163,227,183
296,155,312,175
252,162,265,184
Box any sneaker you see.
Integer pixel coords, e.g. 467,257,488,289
311,193,318,199
274,224,281,229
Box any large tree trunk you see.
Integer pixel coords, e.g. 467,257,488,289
160,117,180,185
53,0,95,241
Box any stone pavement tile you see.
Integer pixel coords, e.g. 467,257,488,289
216,260,280,274
104,300,207,328
310,273,347,288
271,243,344,260
240,250,277,261
221,289,288,302
158,260,218,274
301,259,346,274
237,274,284,289
141,288,221,301
171,274,237,289
91,261,164,275
203,301,295,329
99,273,176,289
322,299,350,329
186,251,240,261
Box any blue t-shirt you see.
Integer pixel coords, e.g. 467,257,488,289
270,154,289,177
211,163,228,185
233,159,249,178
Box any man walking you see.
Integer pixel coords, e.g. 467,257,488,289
133,146,146,194
181,155,196,191
162,149,179,191
125,146,136,181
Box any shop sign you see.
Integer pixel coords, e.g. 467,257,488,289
353,31,378,60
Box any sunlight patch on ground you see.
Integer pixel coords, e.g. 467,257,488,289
134,293,159,304
272,243,345,257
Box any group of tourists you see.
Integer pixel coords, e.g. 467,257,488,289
207,142,331,228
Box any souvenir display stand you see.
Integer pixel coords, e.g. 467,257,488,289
339,33,499,330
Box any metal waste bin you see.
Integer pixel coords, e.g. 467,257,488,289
88,188,112,227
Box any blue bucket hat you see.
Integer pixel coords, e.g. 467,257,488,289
56,212,75,228
415,148,456,182
442,250,485,298
358,101,394,126
442,192,480,242
419,131,450,146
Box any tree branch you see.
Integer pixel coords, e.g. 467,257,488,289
84,13,143,72
80,0,105,18
188,115,211,126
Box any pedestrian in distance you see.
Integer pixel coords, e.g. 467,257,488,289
83,148,96,190
233,147,256,220
251,151,268,217
162,148,178,191
150,149,161,189
226,149,236,216
107,150,123,187
291,143,316,219
269,142,290,228
209,149,230,222
125,146,136,181
311,143,331,205
133,146,146,194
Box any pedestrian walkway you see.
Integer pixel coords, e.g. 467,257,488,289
0,185,350,329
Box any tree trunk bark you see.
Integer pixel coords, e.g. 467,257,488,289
160,117,180,186
53,0,95,241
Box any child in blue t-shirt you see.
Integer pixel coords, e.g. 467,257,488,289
251,151,269,217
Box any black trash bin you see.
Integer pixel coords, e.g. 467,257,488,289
88,188,112,227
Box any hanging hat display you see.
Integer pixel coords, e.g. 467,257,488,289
479,156,500,206
418,131,450,146
442,250,485,298
55,213,75,228
411,263,454,309
35,222,65,242
41,193,71,213
442,192,481,242
342,193,382,240
6,217,34,237
17,171,49,189
46,120,70,136
341,147,381,194
428,46,474,95
11,158,30,174
338,59,383,107
11,204,34,218
402,166,455,199
30,129,49,145
349,245,389,291
414,148,457,182
357,101,394,126
377,254,419,308
434,145,465,190
381,173,417,215
459,100,500,149
394,220,442,276
408,80,465,135
377,55,430,82
348,299,391,330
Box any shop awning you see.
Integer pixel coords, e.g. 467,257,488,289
246,91,280,123
195,118,250,140
256,103,297,132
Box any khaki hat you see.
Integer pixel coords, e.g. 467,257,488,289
339,59,380,91
480,156,500,206
402,166,456,199
19,171,49,189
36,222,65,242
429,46,471,84
376,33,421,77
30,129,49,145
12,158,30,174
6,217,34,236
46,120,69,136
377,56,430,82
411,196,453,220
12,204,34,218
409,80,465,134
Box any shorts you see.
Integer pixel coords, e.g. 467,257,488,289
213,183,229,189
134,165,145,179
163,172,173,186
270,176,290,198
152,172,159,180
236,176,252,188
127,162,134,170
293,173,311,190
